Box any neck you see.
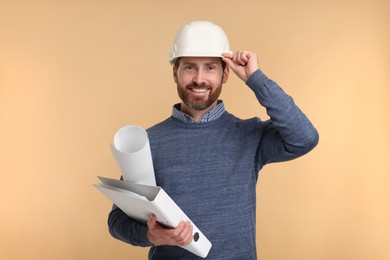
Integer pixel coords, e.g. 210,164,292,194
180,101,218,123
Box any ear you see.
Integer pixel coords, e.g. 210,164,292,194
173,66,178,83
222,65,229,84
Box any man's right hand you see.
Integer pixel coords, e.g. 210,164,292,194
147,214,193,247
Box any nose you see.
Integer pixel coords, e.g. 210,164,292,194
193,70,206,85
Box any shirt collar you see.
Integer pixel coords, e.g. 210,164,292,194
172,100,225,123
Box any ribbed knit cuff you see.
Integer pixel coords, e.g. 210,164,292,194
137,224,154,247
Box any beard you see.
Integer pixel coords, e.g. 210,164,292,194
177,82,222,111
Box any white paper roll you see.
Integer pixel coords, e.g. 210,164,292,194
110,125,156,186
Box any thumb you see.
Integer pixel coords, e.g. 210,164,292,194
221,55,236,69
147,214,157,228
222,55,247,82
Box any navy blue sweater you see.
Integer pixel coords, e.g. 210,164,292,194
108,70,319,259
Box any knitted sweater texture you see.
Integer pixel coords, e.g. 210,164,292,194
108,70,319,259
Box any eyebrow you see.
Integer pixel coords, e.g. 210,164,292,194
182,62,219,66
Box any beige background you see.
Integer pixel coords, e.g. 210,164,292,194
1,0,389,259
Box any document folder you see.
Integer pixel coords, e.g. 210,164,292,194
94,176,212,258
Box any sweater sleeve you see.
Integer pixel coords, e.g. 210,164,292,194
246,69,319,166
107,204,153,247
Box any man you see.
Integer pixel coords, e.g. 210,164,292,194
108,21,319,259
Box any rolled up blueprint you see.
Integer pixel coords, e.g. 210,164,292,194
110,125,156,186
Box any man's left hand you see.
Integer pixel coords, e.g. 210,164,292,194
222,51,259,82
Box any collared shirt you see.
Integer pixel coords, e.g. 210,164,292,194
172,100,225,123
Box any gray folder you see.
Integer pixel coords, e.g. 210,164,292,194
94,176,212,258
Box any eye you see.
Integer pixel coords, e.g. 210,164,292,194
183,64,195,71
206,65,216,71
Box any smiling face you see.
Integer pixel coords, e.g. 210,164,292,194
173,57,229,113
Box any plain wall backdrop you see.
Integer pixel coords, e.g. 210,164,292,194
0,0,389,259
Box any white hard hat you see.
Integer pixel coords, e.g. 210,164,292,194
168,21,232,65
